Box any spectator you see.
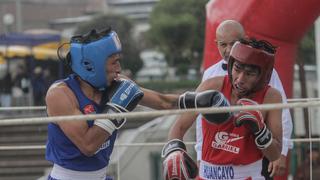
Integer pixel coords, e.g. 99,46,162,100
12,64,30,106
295,146,320,180
0,71,13,107
14,64,30,94
43,68,54,92
32,66,46,106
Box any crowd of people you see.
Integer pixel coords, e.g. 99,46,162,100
0,63,53,107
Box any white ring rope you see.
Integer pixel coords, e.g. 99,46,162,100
287,97,320,102
1,100,320,126
0,138,319,151
0,106,46,111
0,97,319,111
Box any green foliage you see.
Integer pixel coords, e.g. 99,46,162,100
150,14,196,52
176,63,190,76
148,0,209,73
298,27,316,65
75,14,143,75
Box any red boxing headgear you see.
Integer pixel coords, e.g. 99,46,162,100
228,41,275,92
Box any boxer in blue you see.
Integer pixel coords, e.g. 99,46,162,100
45,28,178,180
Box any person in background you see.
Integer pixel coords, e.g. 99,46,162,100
32,66,46,106
43,68,55,93
12,64,30,106
294,146,320,180
0,70,13,107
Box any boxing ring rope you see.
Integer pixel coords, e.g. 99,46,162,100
0,138,319,151
0,100,320,126
287,97,320,102
0,98,319,179
0,97,320,112
0,106,46,111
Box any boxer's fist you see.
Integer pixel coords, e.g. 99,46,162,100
162,139,198,180
94,79,144,135
234,98,272,149
179,90,233,124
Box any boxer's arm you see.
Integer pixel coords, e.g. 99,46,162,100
139,87,179,110
262,88,283,161
168,77,223,140
117,74,179,110
269,69,293,156
94,79,144,135
46,84,109,157
234,88,282,161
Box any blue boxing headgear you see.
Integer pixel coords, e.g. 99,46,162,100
69,29,122,90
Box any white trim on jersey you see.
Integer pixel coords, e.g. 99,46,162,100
199,159,264,180
195,59,293,161
50,164,107,180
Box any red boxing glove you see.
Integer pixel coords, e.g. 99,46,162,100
162,139,198,180
234,98,272,149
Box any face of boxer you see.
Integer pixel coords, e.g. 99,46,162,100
106,53,122,86
231,61,260,98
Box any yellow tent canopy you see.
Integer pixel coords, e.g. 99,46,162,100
0,31,68,61
0,41,69,61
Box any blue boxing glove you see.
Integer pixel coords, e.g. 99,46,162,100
179,90,233,124
94,79,144,134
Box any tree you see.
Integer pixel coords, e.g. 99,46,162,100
298,26,316,65
148,0,208,75
296,26,316,137
75,14,143,76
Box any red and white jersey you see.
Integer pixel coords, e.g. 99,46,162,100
198,76,270,180
196,60,292,161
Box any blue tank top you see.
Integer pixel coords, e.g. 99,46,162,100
46,74,117,171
